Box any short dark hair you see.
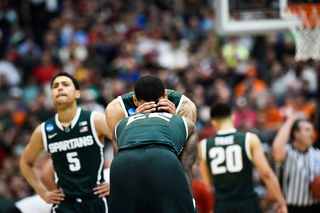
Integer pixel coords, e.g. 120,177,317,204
50,72,80,90
134,75,165,102
290,119,312,140
210,102,232,120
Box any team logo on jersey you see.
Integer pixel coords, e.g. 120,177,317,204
80,126,88,133
128,108,136,116
313,158,319,166
79,121,87,126
46,124,54,132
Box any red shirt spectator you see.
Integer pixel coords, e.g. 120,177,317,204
32,51,58,86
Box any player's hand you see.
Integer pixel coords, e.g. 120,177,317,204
156,99,176,114
41,189,65,204
135,102,157,113
284,107,297,121
93,182,110,197
277,205,288,213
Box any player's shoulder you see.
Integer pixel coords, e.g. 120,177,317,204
79,108,93,116
246,132,259,141
116,113,132,126
43,114,55,124
34,123,44,134
120,92,135,100
41,114,56,133
30,123,45,142
199,136,216,148
166,89,182,96
172,113,193,124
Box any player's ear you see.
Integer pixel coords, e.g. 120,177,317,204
164,90,168,99
211,119,217,131
231,113,235,123
75,90,81,99
133,95,138,107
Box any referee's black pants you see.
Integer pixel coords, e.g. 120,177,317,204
288,204,320,213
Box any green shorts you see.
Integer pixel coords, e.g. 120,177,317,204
214,196,261,213
51,195,108,213
109,147,195,213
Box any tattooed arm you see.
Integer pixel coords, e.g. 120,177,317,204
177,97,197,123
179,117,199,197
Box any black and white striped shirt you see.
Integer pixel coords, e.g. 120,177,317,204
275,144,320,207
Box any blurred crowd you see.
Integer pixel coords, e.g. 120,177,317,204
0,0,318,212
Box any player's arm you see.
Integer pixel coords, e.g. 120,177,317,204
177,97,197,123
179,118,199,198
105,98,126,134
93,112,112,196
20,125,64,204
40,158,57,191
250,133,287,213
198,140,213,186
94,112,112,141
111,127,120,156
272,108,297,162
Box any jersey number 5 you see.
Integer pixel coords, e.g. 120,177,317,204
67,152,81,172
209,145,243,175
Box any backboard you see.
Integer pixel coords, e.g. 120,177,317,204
214,0,320,36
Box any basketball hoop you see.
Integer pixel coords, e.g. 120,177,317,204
283,3,320,61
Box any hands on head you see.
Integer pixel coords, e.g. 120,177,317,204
135,99,176,114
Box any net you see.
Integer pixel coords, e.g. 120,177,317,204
283,3,320,61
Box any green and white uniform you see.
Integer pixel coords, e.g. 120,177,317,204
110,112,195,213
201,129,261,213
42,108,108,213
118,89,185,116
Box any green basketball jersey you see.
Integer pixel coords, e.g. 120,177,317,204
42,108,105,197
118,90,185,117
201,129,256,200
115,112,188,155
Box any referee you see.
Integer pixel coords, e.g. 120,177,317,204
272,108,320,213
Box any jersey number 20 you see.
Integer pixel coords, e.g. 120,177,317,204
209,145,243,175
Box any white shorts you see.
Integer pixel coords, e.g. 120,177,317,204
15,194,52,213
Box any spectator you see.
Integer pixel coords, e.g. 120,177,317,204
32,51,59,86
222,37,250,69
233,96,258,131
0,59,21,88
259,94,284,132
79,89,105,113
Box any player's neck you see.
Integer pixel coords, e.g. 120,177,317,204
291,141,309,153
216,122,235,132
56,103,79,127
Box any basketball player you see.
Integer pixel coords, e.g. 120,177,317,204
105,81,197,133
109,76,199,212
198,102,287,213
20,73,110,213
